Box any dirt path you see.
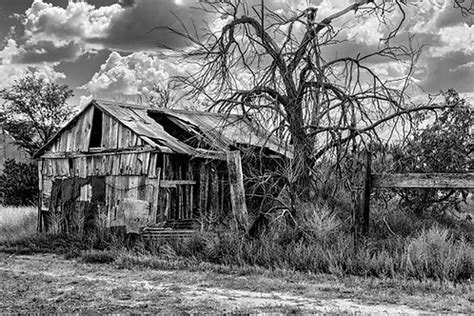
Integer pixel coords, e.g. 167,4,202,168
0,253,470,313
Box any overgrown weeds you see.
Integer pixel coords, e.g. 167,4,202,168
1,204,472,283
405,226,473,281
0,206,37,244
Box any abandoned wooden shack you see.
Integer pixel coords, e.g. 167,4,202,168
34,100,291,238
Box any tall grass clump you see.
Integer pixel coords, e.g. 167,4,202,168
0,206,37,243
405,226,473,281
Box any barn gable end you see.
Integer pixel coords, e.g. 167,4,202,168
39,103,149,156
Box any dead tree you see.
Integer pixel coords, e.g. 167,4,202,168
159,0,459,216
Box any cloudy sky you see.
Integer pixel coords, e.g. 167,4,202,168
0,0,472,108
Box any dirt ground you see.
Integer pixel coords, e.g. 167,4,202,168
0,252,472,314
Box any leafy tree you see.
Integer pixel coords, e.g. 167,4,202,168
391,89,473,215
0,159,38,206
0,75,74,155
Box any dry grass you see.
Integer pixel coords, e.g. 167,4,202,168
0,206,37,243
1,252,472,313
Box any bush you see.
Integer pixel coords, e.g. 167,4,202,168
390,89,473,216
81,250,117,264
0,159,38,206
405,226,473,281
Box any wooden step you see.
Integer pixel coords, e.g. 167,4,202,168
164,219,200,230
141,228,197,240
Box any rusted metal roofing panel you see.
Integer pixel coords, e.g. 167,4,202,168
95,100,192,155
151,108,292,158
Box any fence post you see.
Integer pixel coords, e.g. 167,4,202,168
353,149,372,249
361,150,371,235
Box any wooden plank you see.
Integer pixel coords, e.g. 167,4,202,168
160,180,197,188
107,115,115,148
61,159,70,176
131,134,138,147
139,152,149,175
199,163,209,224
117,123,124,149
101,155,108,175
79,183,92,202
37,162,43,232
189,185,194,219
78,106,94,151
130,153,138,174
153,168,162,223
210,163,219,216
163,154,170,180
77,157,87,178
178,185,183,219
104,155,112,175
71,157,78,177
75,114,85,151
121,125,133,148
58,133,65,152
86,156,93,176
226,151,248,231
372,173,474,189
138,176,147,201
108,176,115,224
148,153,157,178
93,156,104,175
120,198,150,233
111,155,121,175
101,114,110,148
146,175,160,223
40,148,158,159
64,129,72,152
119,153,128,175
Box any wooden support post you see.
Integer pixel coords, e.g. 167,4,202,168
226,151,249,232
37,160,43,233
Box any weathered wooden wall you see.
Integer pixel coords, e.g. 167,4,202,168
38,104,233,233
46,106,145,154
38,152,231,232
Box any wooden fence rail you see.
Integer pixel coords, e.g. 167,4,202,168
354,150,474,240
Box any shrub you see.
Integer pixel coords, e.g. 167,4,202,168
81,249,117,264
390,89,473,216
405,226,473,281
0,159,38,206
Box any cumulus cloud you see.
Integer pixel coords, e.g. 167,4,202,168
79,94,94,108
0,47,65,90
23,0,124,44
20,0,217,54
1,0,473,98
431,24,474,57
82,51,185,96
420,51,474,93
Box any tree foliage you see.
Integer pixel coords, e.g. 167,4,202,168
0,75,74,155
0,159,38,206
391,89,473,215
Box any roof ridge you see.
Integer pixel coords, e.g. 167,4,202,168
149,108,243,118
94,99,242,118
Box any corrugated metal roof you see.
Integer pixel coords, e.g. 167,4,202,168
96,100,196,155
149,108,292,158
98,100,292,158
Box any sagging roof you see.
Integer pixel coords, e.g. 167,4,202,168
35,99,292,159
